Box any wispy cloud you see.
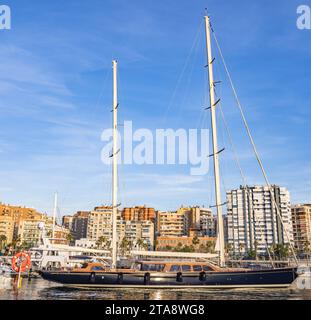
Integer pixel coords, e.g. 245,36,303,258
0,0,309,214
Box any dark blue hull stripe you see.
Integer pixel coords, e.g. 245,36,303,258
41,268,298,287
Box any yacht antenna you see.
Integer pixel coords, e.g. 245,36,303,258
52,192,58,239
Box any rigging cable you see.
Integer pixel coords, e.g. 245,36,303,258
212,77,274,265
211,24,298,266
162,19,204,126
212,52,274,264
217,97,274,266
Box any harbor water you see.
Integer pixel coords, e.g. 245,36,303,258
0,277,311,300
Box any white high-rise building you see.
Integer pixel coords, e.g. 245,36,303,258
226,185,294,257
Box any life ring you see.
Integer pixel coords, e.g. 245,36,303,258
12,252,31,273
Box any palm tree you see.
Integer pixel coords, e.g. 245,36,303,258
142,242,149,251
303,241,311,263
303,240,310,253
225,243,233,255
12,235,21,250
192,236,200,247
119,238,131,255
270,244,276,260
174,242,183,252
105,240,111,250
205,240,215,253
66,233,74,244
271,243,290,260
135,238,145,250
198,244,205,253
20,241,31,250
0,235,7,251
238,243,245,259
253,240,259,260
96,236,107,249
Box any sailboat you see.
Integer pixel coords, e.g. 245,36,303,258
40,15,299,288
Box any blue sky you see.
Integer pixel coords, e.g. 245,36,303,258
0,0,310,217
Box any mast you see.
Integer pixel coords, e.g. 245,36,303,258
204,15,225,267
111,60,118,269
52,192,58,239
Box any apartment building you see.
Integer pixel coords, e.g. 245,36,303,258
71,211,89,240
87,206,154,250
53,225,70,244
0,213,14,244
87,206,115,240
17,217,53,246
156,210,188,237
226,185,294,256
156,206,215,237
122,220,154,250
0,203,69,247
62,215,73,230
122,206,155,222
197,207,215,237
291,204,311,253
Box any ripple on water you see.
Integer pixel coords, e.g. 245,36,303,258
0,278,311,300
